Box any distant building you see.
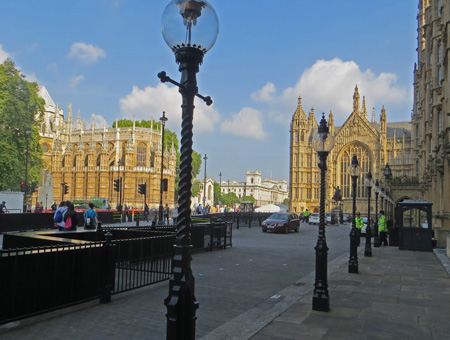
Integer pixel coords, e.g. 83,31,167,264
34,86,177,209
289,86,413,214
220,170,288,206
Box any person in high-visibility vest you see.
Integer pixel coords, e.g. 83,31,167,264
378,210,388,246
303,209,310,223
355,212,364,246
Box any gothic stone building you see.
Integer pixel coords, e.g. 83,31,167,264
412,0,450,243
35,86,176,209
289,86,413,217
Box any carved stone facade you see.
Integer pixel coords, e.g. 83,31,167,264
35,86,176,209
412,0,450,242
289,86,413,215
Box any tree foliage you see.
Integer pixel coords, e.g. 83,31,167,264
220,192,240,207
213,181,221,205
241,195,255,204
0,59,44,195
115,119,202,198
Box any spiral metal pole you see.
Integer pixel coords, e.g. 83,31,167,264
163,47,204,340
364,186,372,257
374,192,380,247
312,151,330,311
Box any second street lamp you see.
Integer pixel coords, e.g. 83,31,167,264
159,1,219,338
159,111,168,224
364,171,373,257
373,179,380,247
311,113,334,312
348,155,361,273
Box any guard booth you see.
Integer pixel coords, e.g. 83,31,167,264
240,201,254,212
398,200,433,251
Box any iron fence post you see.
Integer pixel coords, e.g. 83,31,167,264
100,232,116,303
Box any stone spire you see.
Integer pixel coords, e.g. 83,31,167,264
380,105,387,132
76,110,82,130
328,110,335,136
372,107,376,123
361,96,367,118
66,103,73,134
353,85,360,114
91,114,96,134
292,91,308,129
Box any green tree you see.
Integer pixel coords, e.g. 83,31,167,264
221,192,240,207
213,181,221,205
0,59,44,195
241,195,255,204
283,198,290,206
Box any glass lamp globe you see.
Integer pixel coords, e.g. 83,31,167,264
161,0,219,53
312,113,334,152
365,171,373,188
348,155,362,177
373,179,380,194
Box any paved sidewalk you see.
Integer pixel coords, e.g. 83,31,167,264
203,247,450,340
1,225,449,339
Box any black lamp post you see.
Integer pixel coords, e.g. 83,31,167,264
219,172,222,204
159,1,218,338
311,113,334,312
364,172,373,257
24,126,31,212
159,111,168,223
373,179,380,247
203,154,207,209
348,155,361,273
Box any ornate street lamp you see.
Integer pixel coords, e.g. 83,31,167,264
364,172,373,257
24,126,31,212
383,163,392,180
219,171,222,204
311,113,334,312
373,179,380,247
348,155,361,273
159,111,168,223
203,154,208,209
159,1,219,338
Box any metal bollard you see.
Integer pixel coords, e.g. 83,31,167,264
100,232,116,303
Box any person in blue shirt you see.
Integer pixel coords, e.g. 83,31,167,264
83,202,98,230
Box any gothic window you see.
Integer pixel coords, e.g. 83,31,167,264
84,155,88,167
406,152,411,164
307,155,311,167
339,144,371,199
251,178,254,184
295,133,299,143
300,154,304,167
301,131,304,142
295,188,298,199
438,110,443,132
150,151,155,167
295,155,298,167
97,154,101,166
307,188,311,200
136,143,147,167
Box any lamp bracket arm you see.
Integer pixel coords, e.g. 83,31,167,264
158,71,213,106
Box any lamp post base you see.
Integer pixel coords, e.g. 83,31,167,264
312,292,330,312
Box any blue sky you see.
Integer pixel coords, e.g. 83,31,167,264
0,1,418,183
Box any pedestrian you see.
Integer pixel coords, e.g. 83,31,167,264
83,202,98,230
355,212,364,246
144,203,150,222
303,209,310,223
54,201,68,231
63,203,79,231
163,204,170,224
51,202,57,212
27,202,32,213
35,202,43,213
171,205,178,225
0,201,7,213
378,210,388,246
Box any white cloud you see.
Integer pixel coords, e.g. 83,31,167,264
251,58,410,125
119,83,220,134
220,107,266,140
68,42,106,64
0,44,10,63
88,114,108,129
70,75,85,87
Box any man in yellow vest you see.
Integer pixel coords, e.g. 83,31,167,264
303,209,310,223
355,212,364,246
378,210,388,246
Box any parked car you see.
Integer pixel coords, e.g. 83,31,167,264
309,213,320,225
326,213,338,224
262,212,300,233
361,218,375,236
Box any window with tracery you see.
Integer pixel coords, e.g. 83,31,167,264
340,144,371,199
136,143,147,167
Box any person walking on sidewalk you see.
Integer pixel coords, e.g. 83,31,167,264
378,210,388,246
303,209,310,223
355,212,364,246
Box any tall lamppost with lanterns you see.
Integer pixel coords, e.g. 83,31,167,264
203,154,208,209
219,171,222,204
311,113,334,312
159,111,168,223
373,179,380,247
159,1,219,338
364,171,373,257
348,155,361,273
